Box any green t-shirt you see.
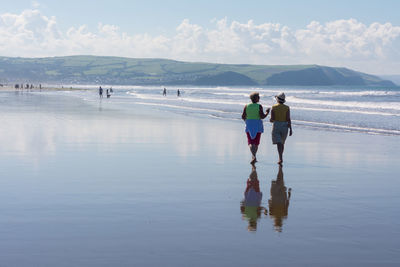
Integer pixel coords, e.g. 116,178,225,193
246,103,260,119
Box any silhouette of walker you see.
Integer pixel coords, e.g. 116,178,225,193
242,92,270,165
268,165,292,232
99,86,103,98
270,92,293,165
240,165,267,231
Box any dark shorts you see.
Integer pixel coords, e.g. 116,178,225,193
246,132,261,145
272,121,288,144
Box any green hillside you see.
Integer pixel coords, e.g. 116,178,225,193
0,55,395,86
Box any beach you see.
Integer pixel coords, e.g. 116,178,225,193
0,89,399,266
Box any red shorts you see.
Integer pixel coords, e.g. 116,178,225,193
246,132,261,145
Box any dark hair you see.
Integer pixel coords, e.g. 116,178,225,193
249,92,260,103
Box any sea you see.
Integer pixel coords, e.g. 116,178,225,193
42,84,400,136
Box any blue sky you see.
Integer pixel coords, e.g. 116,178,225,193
1,0,400,74
4,0,399,34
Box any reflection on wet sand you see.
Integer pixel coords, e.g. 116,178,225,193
240,166,267,231
268,165,292,232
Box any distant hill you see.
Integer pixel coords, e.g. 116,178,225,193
379,75,400,86
0,55,395,86
192,71,257,86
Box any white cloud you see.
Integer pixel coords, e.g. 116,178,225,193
0,9,400,74
295,19,400,60
31,1,40,9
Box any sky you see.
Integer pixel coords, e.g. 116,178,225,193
0,0,400,75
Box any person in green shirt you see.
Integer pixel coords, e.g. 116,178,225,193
242,92,270,165
240,165,267,231
270,92,293,165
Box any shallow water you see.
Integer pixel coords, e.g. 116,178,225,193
41,84,400,135
0,91,399,266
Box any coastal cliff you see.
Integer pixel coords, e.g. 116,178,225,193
0,56,395,86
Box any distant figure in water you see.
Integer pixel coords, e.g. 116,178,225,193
110,87,113,93
242,92,270,165
270,92,292,165
106,89,111,98
240,165,266,231
99,86,103,98
268,165,291,232
163,88,167,96
177,89,181,97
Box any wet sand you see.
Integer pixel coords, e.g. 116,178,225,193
0,91,399,266
0,85,89,92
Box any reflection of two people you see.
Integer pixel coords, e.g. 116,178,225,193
268,165,291,232
240,166,266,231
240,165,292,232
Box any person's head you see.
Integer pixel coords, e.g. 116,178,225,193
248,220,258,231
275,92,286,104
249,92,260,103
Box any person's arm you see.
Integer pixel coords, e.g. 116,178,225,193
286,107,293,136
259,105,270,119
242,106,247,121
270,108,275,123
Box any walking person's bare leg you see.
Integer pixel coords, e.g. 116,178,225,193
250,144,258,164
277,143,284,164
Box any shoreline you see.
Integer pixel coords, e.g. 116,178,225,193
0,85,90,91
2,86,399,137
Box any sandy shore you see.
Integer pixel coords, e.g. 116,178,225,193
0,90,399,266
0,85,90,91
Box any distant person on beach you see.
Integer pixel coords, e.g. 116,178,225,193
163,88,167,96
177,89,181,97
268,165,291,232
270,92,292,165
106,89,111,98
110,87,113,93
99,86,103,98
242,92,270,165
240,166,266,231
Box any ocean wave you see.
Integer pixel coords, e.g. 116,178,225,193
212,92,251,97
127,91,245,106
127,91,400,116
294,120,400,136
36,86,400,136
291,106,400,117
318,90,400,96
288,96,400,111
133,101,238,115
